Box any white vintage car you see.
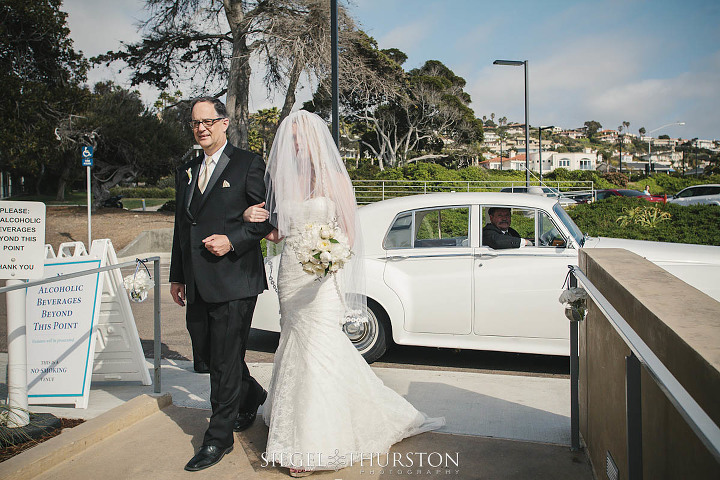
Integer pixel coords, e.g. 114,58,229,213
252,193,720,362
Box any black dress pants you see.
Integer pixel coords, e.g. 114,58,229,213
186,293,264,448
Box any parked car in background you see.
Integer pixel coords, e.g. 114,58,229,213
594,189,666,203
667,184,720,206
252,193,720,362
499,186,577,207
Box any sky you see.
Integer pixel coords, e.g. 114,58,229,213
62,0,720,140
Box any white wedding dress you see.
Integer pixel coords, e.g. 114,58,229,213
262,197,444,471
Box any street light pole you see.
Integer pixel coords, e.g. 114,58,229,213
537,126,553,182
494,59,529,186
330,0,339,147
500,136,503,171
647,121,685,174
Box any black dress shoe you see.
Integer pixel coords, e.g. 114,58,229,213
184,444,233,472
193,360,210,374
233,389,268,432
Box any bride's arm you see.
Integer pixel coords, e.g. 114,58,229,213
265,228,283,243
243,203,283,243
243,202,269,223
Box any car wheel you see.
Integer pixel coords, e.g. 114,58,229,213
342,299,390,363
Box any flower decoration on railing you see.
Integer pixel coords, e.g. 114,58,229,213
123,259,155,302
559,287,588,322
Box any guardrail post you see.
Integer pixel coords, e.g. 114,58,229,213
626,352,643,480
569,269,581,451
153,259,162,393
5,279,29,427
382,181,385,200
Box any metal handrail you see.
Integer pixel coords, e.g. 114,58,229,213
352,179,594,204
568,265,720,467
0,256,163,394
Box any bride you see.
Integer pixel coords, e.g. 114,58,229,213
243,110,444,477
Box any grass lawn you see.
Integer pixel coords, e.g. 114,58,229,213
9,192,88,205
7,193,171,210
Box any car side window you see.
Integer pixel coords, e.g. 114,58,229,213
708,187,720,195
414,207,470,248
538,210,567,247
383,211,412,249
677,187,696,198
481,206,535,248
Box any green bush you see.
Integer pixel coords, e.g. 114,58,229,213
156,175,176,189
568,197,720,245
110,186,175,198
601,172,629,187
159,199,176,212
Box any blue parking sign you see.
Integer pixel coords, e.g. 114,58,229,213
81,146,94,167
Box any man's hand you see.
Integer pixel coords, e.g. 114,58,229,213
170,282,186,307
203,234,233,256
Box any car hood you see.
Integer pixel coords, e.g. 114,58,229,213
584,237,720,265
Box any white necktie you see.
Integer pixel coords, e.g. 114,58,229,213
198,157,212,194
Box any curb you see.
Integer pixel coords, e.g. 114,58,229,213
116,228,173,258
0,393,172,480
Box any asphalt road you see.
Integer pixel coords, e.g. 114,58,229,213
0,263,568,379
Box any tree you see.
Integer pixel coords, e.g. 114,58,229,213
639,126,646,136
56,82,191,206
248,107,280,159
0,0,89,195
309,47,482,169
584,120,602,141
97,0,361,149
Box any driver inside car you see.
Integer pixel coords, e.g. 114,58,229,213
482,207,534,249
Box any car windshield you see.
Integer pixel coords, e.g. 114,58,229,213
619,189,645,197
553,203,584,246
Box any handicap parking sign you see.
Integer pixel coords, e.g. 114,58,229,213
81,146,94,167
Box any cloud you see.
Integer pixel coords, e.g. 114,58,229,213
63,0,144,56
378,18,433,52
467,31,720,139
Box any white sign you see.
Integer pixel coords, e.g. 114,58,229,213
25,257,104,407
0,201,45,279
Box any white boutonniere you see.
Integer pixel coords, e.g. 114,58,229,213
186,168,192,184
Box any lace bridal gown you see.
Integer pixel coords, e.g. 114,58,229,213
262,197,445,471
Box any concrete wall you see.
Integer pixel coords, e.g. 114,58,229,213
578,249,720,480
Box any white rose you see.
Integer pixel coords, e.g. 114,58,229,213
317,239,331,251
320,251,332,263
320,225,332,239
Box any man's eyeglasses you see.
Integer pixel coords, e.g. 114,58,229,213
189,117,226,130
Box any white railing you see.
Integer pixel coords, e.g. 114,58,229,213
351,179,594,204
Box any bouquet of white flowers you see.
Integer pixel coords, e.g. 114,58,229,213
288,219,353,278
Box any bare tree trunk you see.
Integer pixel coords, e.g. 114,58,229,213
225,1,251,148
55,158,75,201
279,59,303,125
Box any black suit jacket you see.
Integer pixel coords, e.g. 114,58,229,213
169,143,273,304
482,223,522,249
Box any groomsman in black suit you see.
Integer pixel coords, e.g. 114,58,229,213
482,207,534,249
170,97,273,471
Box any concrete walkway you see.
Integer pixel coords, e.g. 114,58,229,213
0,356,592,479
